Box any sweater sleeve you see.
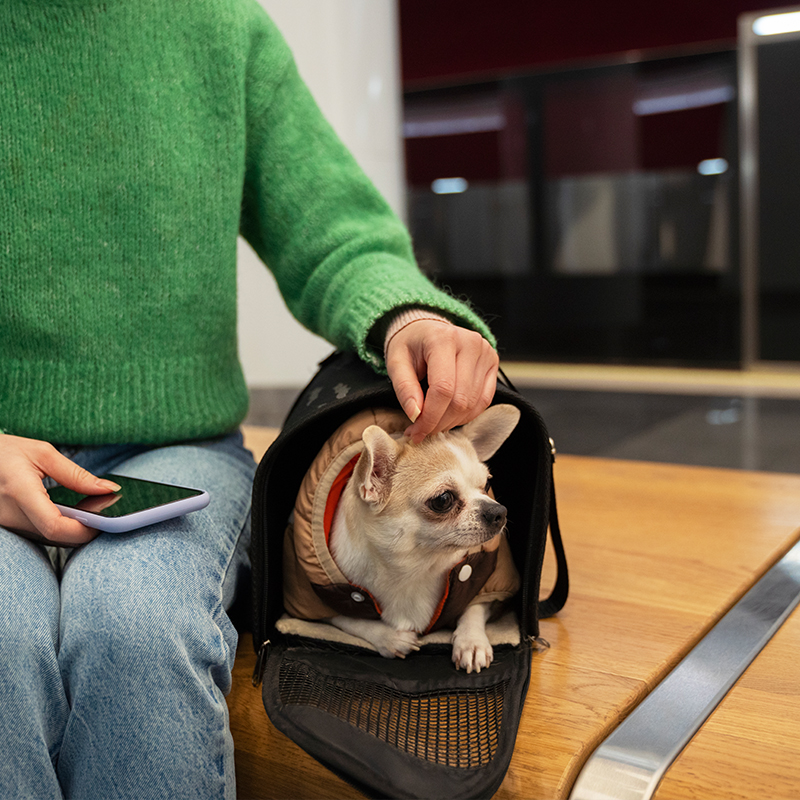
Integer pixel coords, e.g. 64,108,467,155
238,4,495,371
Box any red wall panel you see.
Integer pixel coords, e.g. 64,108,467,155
405,130,501,187
399,0,779,87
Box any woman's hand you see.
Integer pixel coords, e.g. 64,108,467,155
0,435,119,545
385,320,499,443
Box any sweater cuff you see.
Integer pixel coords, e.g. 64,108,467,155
383,308,453,354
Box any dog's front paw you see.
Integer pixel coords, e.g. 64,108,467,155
375,628,421,659
329,616,420,659
452,629,493,673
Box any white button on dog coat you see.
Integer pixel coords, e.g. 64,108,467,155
351,591,365,603
458,564,473,582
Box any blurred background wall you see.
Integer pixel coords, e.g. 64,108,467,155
239,0,800,390
398,0,777,86
399,0,797,368
237,0,404,388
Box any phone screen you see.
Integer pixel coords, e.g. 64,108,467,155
47,474,205,519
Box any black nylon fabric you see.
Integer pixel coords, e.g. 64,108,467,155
249,350,567,800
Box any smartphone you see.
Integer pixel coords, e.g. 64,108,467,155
47,474,210,533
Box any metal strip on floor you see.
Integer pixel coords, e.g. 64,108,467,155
568,537,800,800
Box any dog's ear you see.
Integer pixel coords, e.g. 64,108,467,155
354,425,401,511
460,404,521,461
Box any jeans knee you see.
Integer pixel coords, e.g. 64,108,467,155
0,545,59,675
0,604,59,677
59,549,236,696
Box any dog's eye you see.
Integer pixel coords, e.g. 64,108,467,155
428,491,455,513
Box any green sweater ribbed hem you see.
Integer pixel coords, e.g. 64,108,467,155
2,355,250,445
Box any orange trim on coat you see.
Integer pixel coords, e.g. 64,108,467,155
321,453,383,615
323,454,361,546
423,559,470,634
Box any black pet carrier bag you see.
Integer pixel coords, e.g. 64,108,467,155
250,350,568,800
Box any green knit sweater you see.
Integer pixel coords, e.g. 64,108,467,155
0,0,493,446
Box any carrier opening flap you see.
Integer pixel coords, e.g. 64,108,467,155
263,638,532,800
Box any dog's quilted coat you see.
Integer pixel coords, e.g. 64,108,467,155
282,408,520,634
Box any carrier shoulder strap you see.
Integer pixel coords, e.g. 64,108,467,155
497,368,568,621
537,474,569,618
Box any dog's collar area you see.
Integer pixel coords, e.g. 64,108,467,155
309,548,499,632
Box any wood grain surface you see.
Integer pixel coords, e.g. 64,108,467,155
653,605,800,800
234,428,800,800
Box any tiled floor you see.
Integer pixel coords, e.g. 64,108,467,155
516,389,800,474
246,379,800,475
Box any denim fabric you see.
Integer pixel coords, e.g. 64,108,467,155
0,431,256,800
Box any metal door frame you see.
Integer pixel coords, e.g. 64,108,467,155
739,5,800,369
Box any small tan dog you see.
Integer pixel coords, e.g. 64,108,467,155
320,404,521,673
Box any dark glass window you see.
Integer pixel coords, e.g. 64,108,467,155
404,52,739,365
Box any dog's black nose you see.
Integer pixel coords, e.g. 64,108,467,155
481,502,507,528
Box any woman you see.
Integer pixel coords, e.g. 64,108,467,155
0,1,498,797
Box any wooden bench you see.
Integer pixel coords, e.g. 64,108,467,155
234,426,800,799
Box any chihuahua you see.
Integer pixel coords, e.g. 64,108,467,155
325,404,521,673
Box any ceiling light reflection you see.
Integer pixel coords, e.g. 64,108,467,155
431,178,468,194
698,158,729,175
633,87,735,116
753,11,800,36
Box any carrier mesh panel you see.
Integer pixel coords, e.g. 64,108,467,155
279,659,508,768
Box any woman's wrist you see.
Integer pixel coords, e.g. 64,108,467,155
383,308,452,354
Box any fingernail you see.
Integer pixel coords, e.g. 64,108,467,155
99,480,121,492
406,402,421,423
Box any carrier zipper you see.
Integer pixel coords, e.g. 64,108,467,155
527,635,551,651
252,640,270,686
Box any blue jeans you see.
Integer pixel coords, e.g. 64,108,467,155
0,431,257,800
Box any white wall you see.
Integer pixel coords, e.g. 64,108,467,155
237,0,406,388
